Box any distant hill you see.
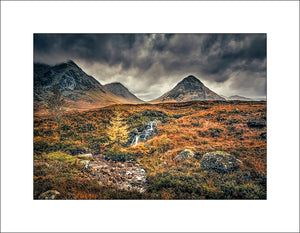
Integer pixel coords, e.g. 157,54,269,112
104,82,143,104
151,75,225,103
34,61,140,114
227,95,254,101
252,97,267,101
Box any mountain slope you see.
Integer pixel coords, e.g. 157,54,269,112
34,61,138,113
104,82,143,103
151,75,225,103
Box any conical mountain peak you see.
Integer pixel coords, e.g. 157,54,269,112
152,75,225,103
181,75,203,84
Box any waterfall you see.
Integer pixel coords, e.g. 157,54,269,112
133,135,139,147
149,121,154,131
131,120,160,146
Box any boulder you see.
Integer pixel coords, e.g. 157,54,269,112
200,151,242,173
38,190,60,200
174,149,194,161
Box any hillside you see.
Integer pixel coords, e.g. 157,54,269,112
104,82,143,104
34,61,140,114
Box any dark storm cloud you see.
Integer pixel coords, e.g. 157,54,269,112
34,34,138,66
34,33,266,100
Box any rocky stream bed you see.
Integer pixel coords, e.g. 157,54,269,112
80,154,148,193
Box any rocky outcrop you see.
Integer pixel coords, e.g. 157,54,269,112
38,190,60,199
174,149,194,161
200,151,242,173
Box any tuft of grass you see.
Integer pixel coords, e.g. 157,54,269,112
43,151,76,163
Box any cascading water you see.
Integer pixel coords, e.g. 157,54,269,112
131,120,160,146
149,121,154,131
132,135,140,147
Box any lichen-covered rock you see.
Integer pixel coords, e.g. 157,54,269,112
200,151,242,173
174,149,194,161
38,190,60,200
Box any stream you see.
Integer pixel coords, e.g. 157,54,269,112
131,120,160,146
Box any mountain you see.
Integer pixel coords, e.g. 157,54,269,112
227,95,253,101
104,82,143,104
220,95,228,99
252,97,266,101
34,60,139,113
151,75,225,103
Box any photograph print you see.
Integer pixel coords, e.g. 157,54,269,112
34,33,266,200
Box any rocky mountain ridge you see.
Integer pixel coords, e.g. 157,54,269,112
104,82,143,104
34,61,142,113
34,62,260,115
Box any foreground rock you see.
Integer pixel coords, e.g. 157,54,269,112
200,151,242,173
38,190,60,199
174,149,194,161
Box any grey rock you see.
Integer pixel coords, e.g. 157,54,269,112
81,160,90,169
174,149,194,161
201,151,242,173
38,190,60,200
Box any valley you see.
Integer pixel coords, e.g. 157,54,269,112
33,61,266,200
34,100,266,199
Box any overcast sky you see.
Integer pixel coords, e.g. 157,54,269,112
34,34,266,101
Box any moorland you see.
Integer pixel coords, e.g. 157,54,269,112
34,100,266,199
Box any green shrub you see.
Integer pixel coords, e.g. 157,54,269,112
104,150,136,162
44,151,76,163
34,141,50,154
